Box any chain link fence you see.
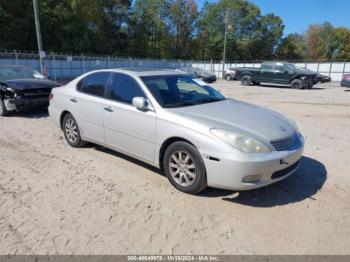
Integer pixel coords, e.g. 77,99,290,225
1,50,350,81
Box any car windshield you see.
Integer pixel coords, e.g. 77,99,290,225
0,67,43,81
141,75,226,108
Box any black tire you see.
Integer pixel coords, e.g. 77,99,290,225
290,79,304,89
62,113,86,148
252,81,260,86
306,83,313,89
241,75,253,86
0,98,9,117
163,141,207,194
225,74,232,81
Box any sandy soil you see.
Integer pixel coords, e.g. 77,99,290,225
0,81,350,255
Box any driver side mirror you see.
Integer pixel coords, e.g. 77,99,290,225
132,97,149,111
283,69,289,74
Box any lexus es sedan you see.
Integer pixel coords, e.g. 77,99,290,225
49,69,304,194
0,65,60,116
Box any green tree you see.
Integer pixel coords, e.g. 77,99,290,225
129,0,171,58
196,0,283,61
169,0,198,59
0,0,36,51
247,14,284,60
276,33,306,60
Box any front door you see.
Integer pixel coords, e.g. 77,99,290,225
103,72,157,163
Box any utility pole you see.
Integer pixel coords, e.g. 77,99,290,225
33,0,45,77
222,10,229,78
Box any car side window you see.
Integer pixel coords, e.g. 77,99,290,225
262,63,274,70
108,73,145,104
77,72,110,97
275,65,286,72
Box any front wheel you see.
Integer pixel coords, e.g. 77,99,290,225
225,74,232,81
241,75,253,86
63,113,86,148
0,98,9,117
163,141,207,194
290,79,304,89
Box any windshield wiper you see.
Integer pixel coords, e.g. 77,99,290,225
195,97,225,104
163,98,225,108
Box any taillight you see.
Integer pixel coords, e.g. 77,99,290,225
49,93,53,101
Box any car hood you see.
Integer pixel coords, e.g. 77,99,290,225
168,99,296,142
1,78,60,90
295,68,317,76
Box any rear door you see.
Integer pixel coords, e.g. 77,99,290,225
274,64,290,84
259,62,275,83
103,73,157,163
71,72,111,143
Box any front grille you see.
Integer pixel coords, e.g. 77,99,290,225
17,88,51,99
270,133,297,151
271,160,300,180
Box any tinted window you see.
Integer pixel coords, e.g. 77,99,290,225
78,72,110,97
275,64,286,71
109,73,145,104
262,63,274,70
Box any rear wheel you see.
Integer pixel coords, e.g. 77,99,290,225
63,113,86,147
0,98,9,117
241,75,253,86
225,74,232,81
163,141,207,194
290,79,304,89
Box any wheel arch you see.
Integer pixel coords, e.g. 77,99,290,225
240,71,252,79
159,137,196,171
60,110,72,130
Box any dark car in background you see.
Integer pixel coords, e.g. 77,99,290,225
180,67,217,83
236,61,318,89
341,74,350,88
0,65,60,116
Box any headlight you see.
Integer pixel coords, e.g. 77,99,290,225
210,129,271,153
6,87,15,92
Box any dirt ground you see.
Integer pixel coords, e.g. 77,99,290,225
1,80,350,255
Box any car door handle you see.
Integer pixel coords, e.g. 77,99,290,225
104,106,113,112
70,98,77,103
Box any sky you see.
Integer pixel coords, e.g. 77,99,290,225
196,0,350,35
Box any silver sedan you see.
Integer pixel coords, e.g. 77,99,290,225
49,69,304,194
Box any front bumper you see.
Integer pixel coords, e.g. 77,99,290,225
341,80,350,87
4,97,49,112
201,137,304,190
202,76,217,83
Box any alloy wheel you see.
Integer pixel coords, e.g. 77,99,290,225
65,119,78,143
168,150,196,187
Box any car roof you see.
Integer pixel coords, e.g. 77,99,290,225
105,68,188,77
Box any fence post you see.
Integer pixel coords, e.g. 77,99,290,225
82,54,85,75
14,50,18,65
329,62,333,77
342,60,346,77
53,53,57,81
